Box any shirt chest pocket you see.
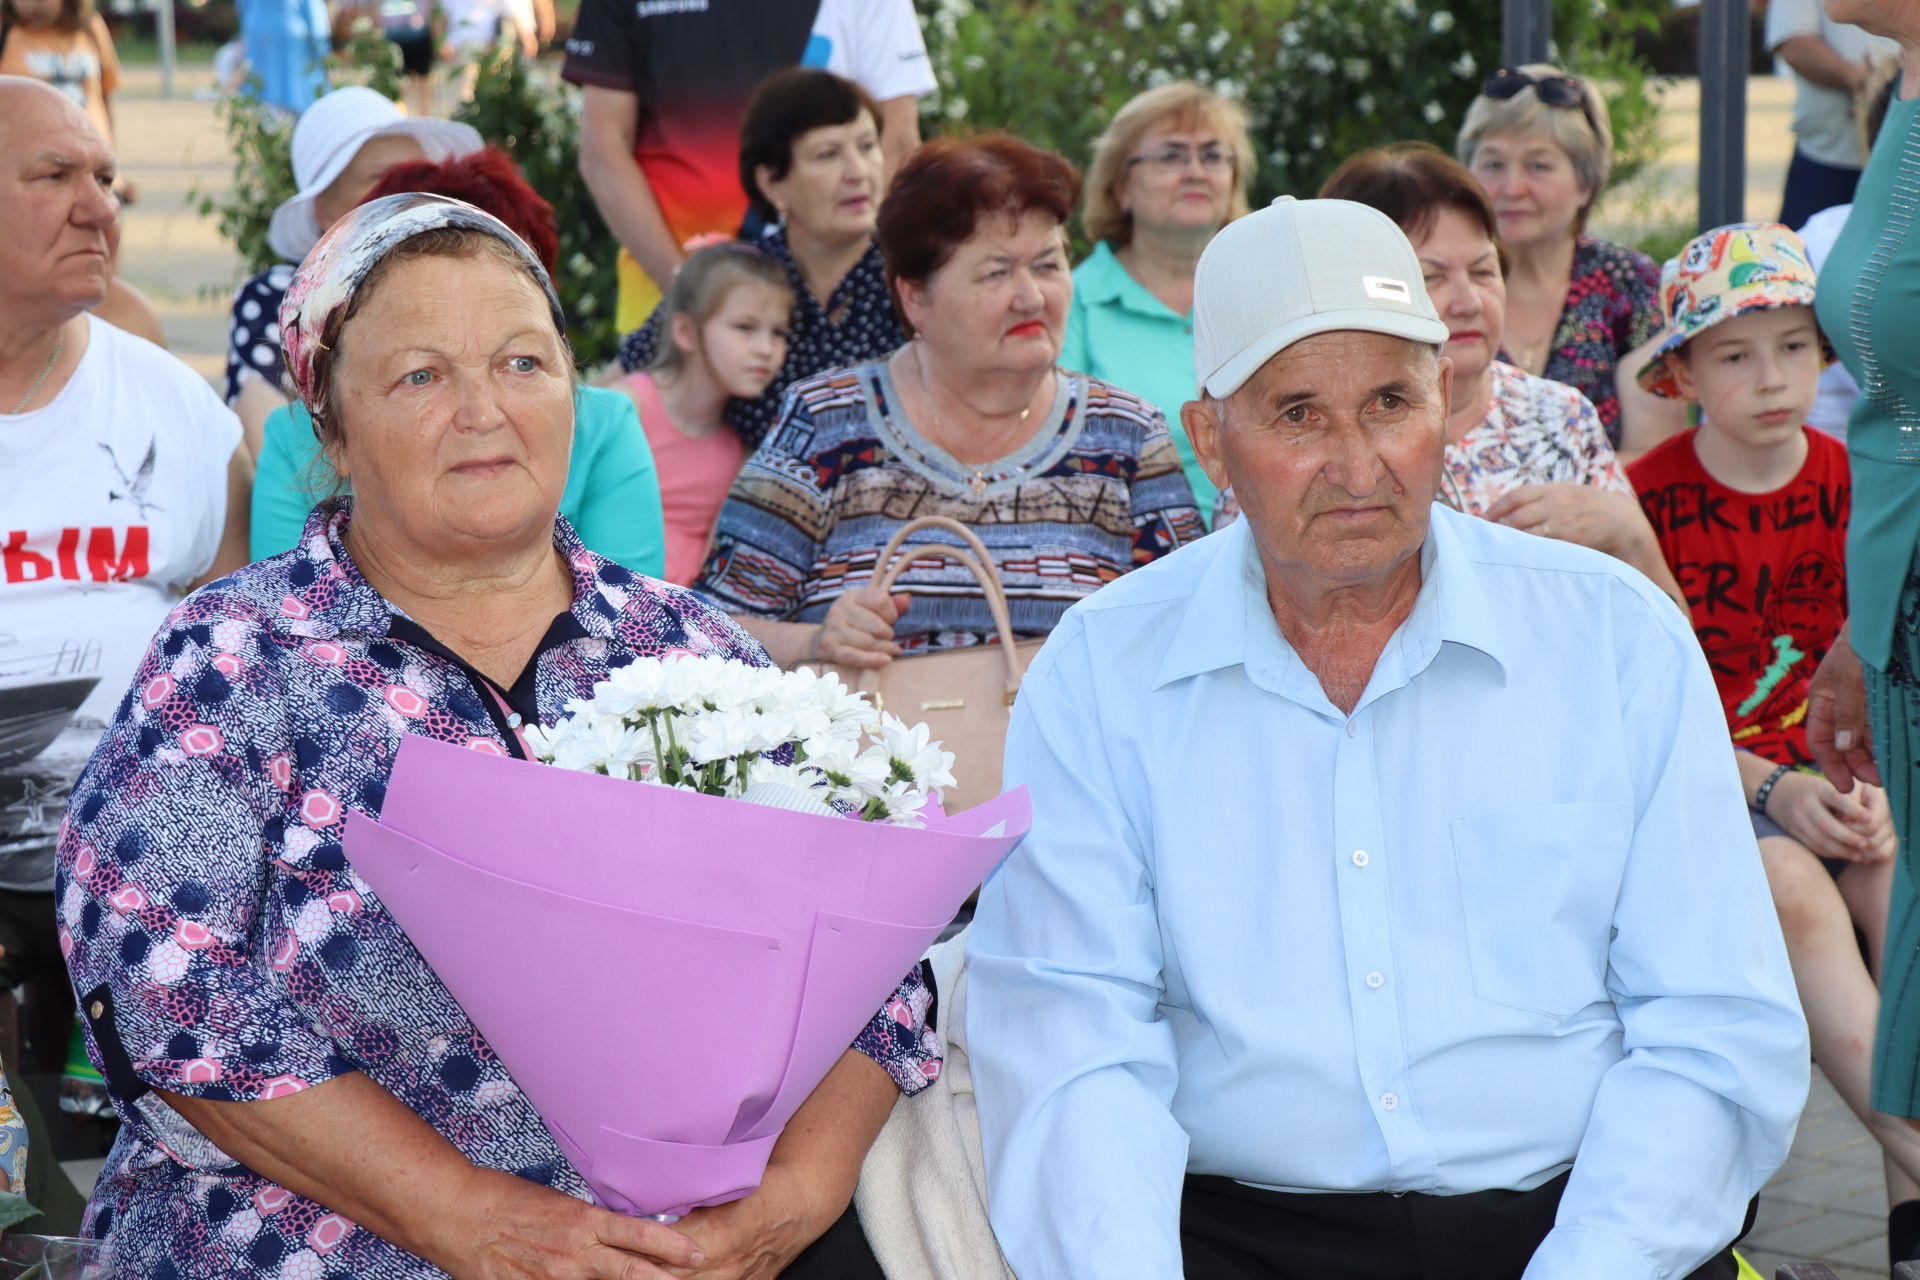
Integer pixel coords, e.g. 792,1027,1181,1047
1450,802,1632,1019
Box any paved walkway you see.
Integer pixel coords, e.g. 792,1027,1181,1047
100,60,1901,1279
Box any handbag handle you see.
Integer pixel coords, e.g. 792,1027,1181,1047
864,517,1025,700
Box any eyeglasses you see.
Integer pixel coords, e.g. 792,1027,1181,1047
1480,69,1602,138
1126,144,1236,175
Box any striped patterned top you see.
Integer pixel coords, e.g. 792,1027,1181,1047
694,359,1205,651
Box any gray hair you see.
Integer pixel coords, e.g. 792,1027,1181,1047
1456,64,1612,228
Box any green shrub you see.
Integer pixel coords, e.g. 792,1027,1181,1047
193,37,621,367
916,0,1667,243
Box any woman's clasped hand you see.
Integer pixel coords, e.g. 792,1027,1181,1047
806,586,911,668
435,1168,706,1280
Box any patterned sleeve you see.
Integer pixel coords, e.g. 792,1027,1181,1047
693,392,832,619
0,1065,26,1195
1128,414,1208,566
616,304,666,375
1566,385,1635,496
851,965,941,1095
58,604,355,1107
1615,242,1666,354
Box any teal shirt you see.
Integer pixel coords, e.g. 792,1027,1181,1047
1061,241,1212,522
1815,92,1920,671
249,384,668,577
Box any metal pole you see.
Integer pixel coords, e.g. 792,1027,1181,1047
1502,0,1551,71
154,0,175,98
1697,0,1749,230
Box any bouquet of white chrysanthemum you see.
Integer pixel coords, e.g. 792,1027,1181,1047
520,655,957,825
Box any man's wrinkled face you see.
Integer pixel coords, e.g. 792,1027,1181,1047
0,82,120,314
1186,330,1449,589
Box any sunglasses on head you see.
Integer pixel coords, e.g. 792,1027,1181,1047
1480,69,1601,136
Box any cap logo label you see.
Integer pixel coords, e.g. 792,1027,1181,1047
1363,276,1412,304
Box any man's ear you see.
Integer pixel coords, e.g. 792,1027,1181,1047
1183,397,1229,494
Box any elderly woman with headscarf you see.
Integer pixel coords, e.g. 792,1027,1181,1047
58,193,931,1280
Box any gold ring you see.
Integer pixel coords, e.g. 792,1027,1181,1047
1541,521,1552,538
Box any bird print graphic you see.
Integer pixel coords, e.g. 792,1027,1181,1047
100,438,164,518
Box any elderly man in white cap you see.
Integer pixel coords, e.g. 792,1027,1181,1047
224,86,481,456
965,196,1809,1280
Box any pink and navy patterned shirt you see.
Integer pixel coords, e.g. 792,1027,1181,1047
57,500,940,1278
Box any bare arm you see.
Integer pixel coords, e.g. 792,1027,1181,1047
159,1072,704,1279
1612,341,1692,465
1776,33,1868,92
728,587,906,672
233,374,291,462
578,86,685,294
666,1050,898,1277
190,444,254,590
875,96,922,187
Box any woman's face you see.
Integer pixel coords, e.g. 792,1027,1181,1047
313,134,429,230
759,111,882,245
1117,118,1236,243
9,0,60,27
329,251,574,561
1466,130,1591,250
1413,206,1507,388
900,210,1071,377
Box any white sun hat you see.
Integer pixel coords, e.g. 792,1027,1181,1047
1193,195,1449,399
267,87,484,263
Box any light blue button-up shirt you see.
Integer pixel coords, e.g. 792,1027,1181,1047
967,505,1808,1280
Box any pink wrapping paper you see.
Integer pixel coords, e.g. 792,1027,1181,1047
343,734,1026,1218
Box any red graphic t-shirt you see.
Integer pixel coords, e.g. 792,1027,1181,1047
1630,427,1851,766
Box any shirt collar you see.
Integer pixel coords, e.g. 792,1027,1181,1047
1077,241,1186,320
1152,505,1511,693
283,497,621,643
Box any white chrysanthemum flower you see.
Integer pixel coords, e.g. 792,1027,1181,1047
683,708,758,765
812,739,892,802
874,714,958,792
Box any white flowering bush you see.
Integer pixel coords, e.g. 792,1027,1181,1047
915,0,1666,218
524,655,959,826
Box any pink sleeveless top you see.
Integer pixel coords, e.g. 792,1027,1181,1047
621,372,748,586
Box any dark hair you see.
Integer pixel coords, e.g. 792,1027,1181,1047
876,133,1081,335
0,0,92,35
361,146,560,274
650,242,794,376
738,68,882,225
1320,141,1504,267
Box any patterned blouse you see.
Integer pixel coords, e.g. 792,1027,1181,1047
695,360,1205,650
616,226,903,449
224,264,296,406
1212,363,1628,528
57,500,939,1279
1509,235,1664,448
1438,361,1632,516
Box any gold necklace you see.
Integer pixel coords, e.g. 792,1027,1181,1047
909,344,1041,496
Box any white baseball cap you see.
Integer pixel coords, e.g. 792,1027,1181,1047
1193,195,1449,399
267,87,484,263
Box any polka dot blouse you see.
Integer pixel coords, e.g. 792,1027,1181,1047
223,263,296,407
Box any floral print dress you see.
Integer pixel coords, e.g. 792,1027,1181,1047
1514,235,1664,448
57,501,939,1279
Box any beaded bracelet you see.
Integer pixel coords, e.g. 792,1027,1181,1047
1754,763,1793,817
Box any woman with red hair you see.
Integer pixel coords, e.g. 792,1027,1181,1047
695,133,1205,671
247,146,666,576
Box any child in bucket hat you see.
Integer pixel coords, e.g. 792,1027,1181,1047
1627,224,1909,1220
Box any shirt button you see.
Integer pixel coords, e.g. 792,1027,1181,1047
1345,720,1358,738
88,1000,104,1020
310,1022,328,1037
1380,1092,1399,1111
1366,971,1385,989
1351,849,1370,867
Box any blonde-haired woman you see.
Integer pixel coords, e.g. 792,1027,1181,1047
1458,65,1685,461
1062,81,1252,522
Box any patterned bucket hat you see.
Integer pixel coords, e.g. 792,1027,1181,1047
1638,221,1828,399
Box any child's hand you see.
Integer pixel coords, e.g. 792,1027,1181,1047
1769,770,1886,862
1856,783,1899,862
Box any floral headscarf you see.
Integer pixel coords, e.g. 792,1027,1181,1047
277,191,567,423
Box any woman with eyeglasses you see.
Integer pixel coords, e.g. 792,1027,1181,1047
1061,82,1253,523
1458,64,1687,462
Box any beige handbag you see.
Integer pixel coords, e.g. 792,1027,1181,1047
820,517,1041,815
